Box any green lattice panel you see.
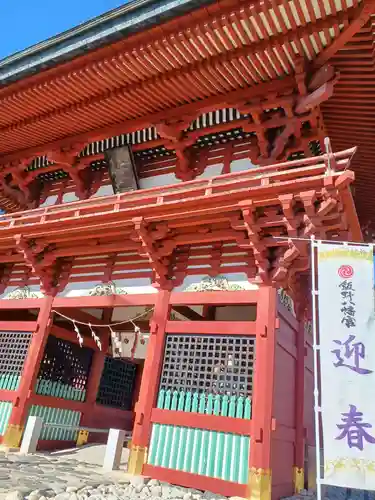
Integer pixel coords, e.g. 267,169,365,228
28,405,81,441
0,374,21,391
0,401,12,436
35,379,86,401
147,390,251,484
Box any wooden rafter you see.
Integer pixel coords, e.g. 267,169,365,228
313,0,375,68
0,68,336,202
0,0,364,163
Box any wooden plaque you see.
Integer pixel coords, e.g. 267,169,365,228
105,145,139,194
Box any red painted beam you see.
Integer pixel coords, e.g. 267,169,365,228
0,389,18,402
151,408,252,436
165,320,257,335
170,290,258,305
142,465,247,498
52,294,157,309
29,394,86,413
50,325,99,350
0,299,44,310
0,321,37,332
55,308,108,326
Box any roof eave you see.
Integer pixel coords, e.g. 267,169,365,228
0,0,213,86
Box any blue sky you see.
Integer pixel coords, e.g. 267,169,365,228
0,0,127,60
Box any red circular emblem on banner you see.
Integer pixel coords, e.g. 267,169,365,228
338,265,354,279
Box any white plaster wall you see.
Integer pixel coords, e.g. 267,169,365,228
195,163,224,179
0,274,256,300
39,184,115,210
0,284,44,299
139,173,179,189
62,191,80,204
39,195,58,208
114,278,156,295
112,331,150,359
139,160,256,190
91,185,114,198
230,158,257,173
57,278,156,297
134,335,149,359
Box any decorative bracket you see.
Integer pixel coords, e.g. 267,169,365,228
0,263,14,295
156,120,196,181
46,144,89,199
15,235,72,296
231,202,270,283
131,217,174,289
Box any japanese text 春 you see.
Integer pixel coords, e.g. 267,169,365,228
336,404,375,451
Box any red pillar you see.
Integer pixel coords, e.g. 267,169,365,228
84,351,106,410
3,296,53,448
83,331,109,414
294,309,306,492
128,289,170,474
248,286,277,500
78,334,108,444
131,362,144,409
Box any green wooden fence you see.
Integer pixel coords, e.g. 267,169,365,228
0,401,12,435
35,379,86,401
148,390,251,484
0,373,21,391
28,405,81,441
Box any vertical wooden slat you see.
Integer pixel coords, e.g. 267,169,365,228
28,405,81,441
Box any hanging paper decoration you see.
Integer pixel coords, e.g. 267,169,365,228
73,321,84,348
130,323,141,359
51,308,154,354
89,323,102,351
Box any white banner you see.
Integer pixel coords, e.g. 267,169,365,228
318,242,375,489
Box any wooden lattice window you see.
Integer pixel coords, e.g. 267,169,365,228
37,336,93,393
0,330,32,375
160,334,255,397
96,357,137,410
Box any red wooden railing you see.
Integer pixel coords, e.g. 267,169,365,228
0,146,355,235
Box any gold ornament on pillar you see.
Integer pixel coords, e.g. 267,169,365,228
2,424,24,449
293,467,304,493
248,467,272,500
127,445,148,475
